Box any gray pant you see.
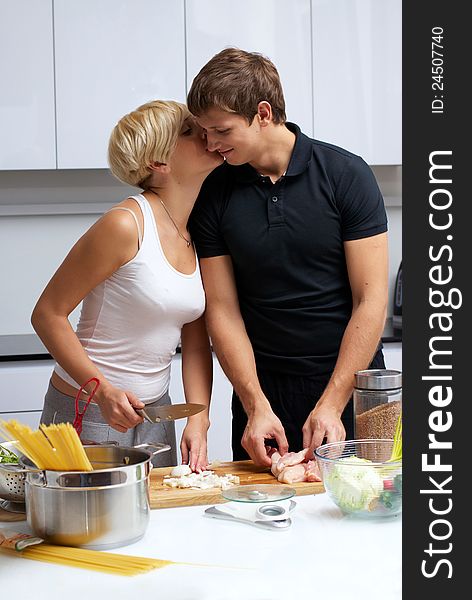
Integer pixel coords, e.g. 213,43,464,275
41,381,177,467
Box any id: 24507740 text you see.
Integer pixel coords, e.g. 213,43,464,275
431,26,445,114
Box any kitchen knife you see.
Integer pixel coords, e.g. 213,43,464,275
136,403,206,423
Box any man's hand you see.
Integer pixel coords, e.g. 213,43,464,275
242,408,289,467
302,403,346,459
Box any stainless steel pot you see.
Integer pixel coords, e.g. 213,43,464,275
23,443,170,550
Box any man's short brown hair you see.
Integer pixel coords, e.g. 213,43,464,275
187,48,286,125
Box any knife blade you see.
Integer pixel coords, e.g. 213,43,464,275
136,403,206,423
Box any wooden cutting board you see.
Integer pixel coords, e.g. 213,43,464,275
0,506,26,522
149,460,324,509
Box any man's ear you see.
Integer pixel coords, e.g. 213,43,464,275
149,161,170,174
256,101,273,126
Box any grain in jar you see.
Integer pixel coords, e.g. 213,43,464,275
353,369,402,439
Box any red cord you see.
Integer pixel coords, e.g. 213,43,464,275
72,377,100,437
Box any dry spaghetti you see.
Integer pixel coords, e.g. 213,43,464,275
1,543,173,576
0,532,247,576
0,420,93,471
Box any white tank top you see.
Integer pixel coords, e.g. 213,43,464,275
54,194,206,402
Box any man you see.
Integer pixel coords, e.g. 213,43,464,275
188,48,388,467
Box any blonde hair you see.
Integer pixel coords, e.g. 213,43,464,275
108,100,191,187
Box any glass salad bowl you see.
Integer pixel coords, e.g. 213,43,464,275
315,439,402,518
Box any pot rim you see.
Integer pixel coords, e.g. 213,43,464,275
20,442,170,474
25,477,150,492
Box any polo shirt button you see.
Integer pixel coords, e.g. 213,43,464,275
272,196,278,203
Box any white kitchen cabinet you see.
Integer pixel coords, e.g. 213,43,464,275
0,360,54,413
0,360,53,435
311,0,401,164
382,342,402,371
185,0,313,136
54,0,186,169
0,411,42,432
0,0,56,169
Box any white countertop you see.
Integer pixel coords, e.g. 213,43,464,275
1,493,401,600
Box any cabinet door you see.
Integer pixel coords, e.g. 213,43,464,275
0,411,42,431
382,342,402,371
0,0,55,169
312,0,401,164
54,0,186,169
186,0,313,136
0,360,54,412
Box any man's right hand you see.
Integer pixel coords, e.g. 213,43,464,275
241,407,289,467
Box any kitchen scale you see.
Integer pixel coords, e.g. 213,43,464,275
204,484,297,531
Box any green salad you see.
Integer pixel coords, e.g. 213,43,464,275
0,444,19,464
326,456,402,514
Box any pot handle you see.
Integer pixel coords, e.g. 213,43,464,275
82,440,119,446
133,443,171,456
0,463,43,475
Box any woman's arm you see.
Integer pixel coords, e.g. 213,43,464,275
179,315,212,471
31,205,145,432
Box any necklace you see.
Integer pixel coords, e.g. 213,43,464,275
157,198,192,247
151,190,192,248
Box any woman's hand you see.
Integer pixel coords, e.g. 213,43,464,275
180,416,210,472
95,383,145,432
180,316,212,472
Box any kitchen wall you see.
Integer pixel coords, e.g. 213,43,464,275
0,0,401,336
371,165,402,314
0,165,401,336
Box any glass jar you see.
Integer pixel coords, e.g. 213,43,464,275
353,369,402,440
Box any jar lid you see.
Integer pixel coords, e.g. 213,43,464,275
354,369,402,390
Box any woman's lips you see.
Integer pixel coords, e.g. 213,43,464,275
219,149,233,158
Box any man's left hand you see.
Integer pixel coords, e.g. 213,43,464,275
302,404,346,459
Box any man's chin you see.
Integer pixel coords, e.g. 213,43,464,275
219,149,236,162
225,154,246,166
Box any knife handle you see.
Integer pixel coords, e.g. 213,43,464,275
135,408,159,423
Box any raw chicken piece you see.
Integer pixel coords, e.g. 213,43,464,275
277,461,322,484
277,448,309,469
304,460,322,482
277,463,307,484
269,449,284,477
269,447,322,483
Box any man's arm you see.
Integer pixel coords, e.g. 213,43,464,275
200,255,289,466
303,232,389,456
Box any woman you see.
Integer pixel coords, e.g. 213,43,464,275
31,100,223,470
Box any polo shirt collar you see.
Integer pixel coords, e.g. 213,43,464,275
284,122,313,177
233,122,312,183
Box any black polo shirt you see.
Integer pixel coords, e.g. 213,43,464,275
189,123,388,377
